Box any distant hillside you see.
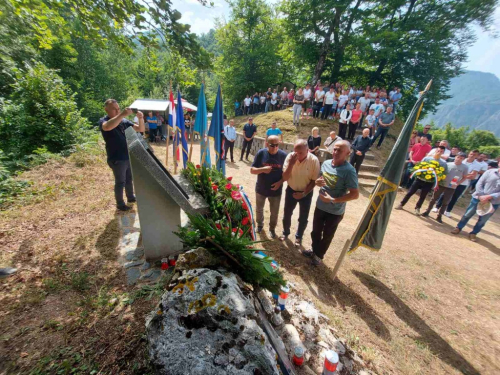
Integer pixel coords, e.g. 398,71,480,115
422,71,500,136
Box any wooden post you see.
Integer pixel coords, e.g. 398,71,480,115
165,123,170,168
188,131,195,163
173,128,178,174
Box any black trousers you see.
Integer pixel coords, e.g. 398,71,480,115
321,104,333,119
313,103,322,118
338,122,348,139
349,152,365,174
224,139,234,161
241,139,253,160
149,128,158,142
347,121,357,140
311,208,344,259
400,179,433,209
282,186,313,239
107,159,134,206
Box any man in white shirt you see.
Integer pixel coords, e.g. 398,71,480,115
363,108,377,136
470,153,490,190
223,119,237,162
313,88,325,118
303,83,312,118
322,87,336,120
280,87,288,108
358,93,371,114
427,140,451,160
433,149,481,216
369,98,385,119
324,131,342,153
280,139,320,247
243,95,251,115
338,91,349,111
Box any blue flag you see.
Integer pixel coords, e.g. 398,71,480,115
176,91,189,169
207,85,225,174
194,84,211,168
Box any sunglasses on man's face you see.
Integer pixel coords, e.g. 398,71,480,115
268,143,279,148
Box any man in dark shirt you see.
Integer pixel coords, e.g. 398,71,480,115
265,88,272,113
99,99,145,211
250,135,287,238
350,128,371,174
240,117,257,161
418,125,432,142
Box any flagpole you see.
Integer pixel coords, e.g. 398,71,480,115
330,79,432,280
166,81,172,169
188,129,195,163
331,181,384,279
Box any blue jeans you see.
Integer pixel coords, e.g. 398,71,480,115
371,126,389,147
265,101,271,113
457,198,499,234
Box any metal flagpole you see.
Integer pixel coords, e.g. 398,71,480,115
166,81,172,168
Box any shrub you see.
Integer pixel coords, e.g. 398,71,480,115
0,62,91,159
479,146,500,158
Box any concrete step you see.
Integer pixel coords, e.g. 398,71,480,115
364,153,375,161
358,171,379,180
358,178,377,189
359,163,380,172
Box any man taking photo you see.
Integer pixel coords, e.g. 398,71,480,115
99,99,145,211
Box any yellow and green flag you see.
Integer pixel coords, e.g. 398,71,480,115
349,83,430,253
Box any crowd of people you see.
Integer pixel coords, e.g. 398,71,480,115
236,82,400,149
133,110,195,143
99,96,499,262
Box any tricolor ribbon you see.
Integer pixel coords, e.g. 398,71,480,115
239,186,256,241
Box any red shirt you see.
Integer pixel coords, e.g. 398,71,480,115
351,109,362,123
410,143,432,162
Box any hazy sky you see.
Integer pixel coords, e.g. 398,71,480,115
173,0,500,79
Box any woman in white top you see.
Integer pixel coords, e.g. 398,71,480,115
322,87,336,120
313,88,325,119
338,104,352,140
271,90,278,111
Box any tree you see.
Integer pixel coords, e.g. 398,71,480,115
0,63,90,158
4,0,211,68
466,130,500,151
280,0,499,118
215,0,284,105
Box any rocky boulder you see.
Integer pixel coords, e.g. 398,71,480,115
146,268,280,375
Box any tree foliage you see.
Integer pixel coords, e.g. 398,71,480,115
0,63,90,158
215,0,285,104
279,0,499,118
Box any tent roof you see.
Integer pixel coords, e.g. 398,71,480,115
129,98,199,112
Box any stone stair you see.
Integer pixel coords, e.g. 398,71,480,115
358,153,379,189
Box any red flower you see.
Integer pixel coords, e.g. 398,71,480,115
232,228,244,236
227,177,233,181
215,223,222,230
225,183,232,190
231,191,242,200
233,184,240,190
241,217,249,226
196,164,201,169
212,185,218,192
242,202,248,210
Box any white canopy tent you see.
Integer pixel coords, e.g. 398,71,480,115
128,98,211,116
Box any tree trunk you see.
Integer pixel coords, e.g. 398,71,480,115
312,26,333,85
370,58,388,86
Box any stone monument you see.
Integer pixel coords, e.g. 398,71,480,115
125,128,208,261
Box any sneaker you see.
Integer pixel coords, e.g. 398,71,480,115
294,238,302,247
421,211,429,217
127,197,137,203
469,233,477,242
436,215,443,224
256,226,263,234
431,208,438,213
279,235,288,242
302,249,314,258
0,267,17,279
269,230,276,239
444,211,451,218
414,208,421,216
312,255,322,266
117,204,132,212
450,228,461,235
376,145,381,150
395,204,404,210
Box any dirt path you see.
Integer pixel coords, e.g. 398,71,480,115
164,141,500,375
1,134,498,374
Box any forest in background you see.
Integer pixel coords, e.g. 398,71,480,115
1,0,499,205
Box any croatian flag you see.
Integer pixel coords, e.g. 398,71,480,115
169,90,179,162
